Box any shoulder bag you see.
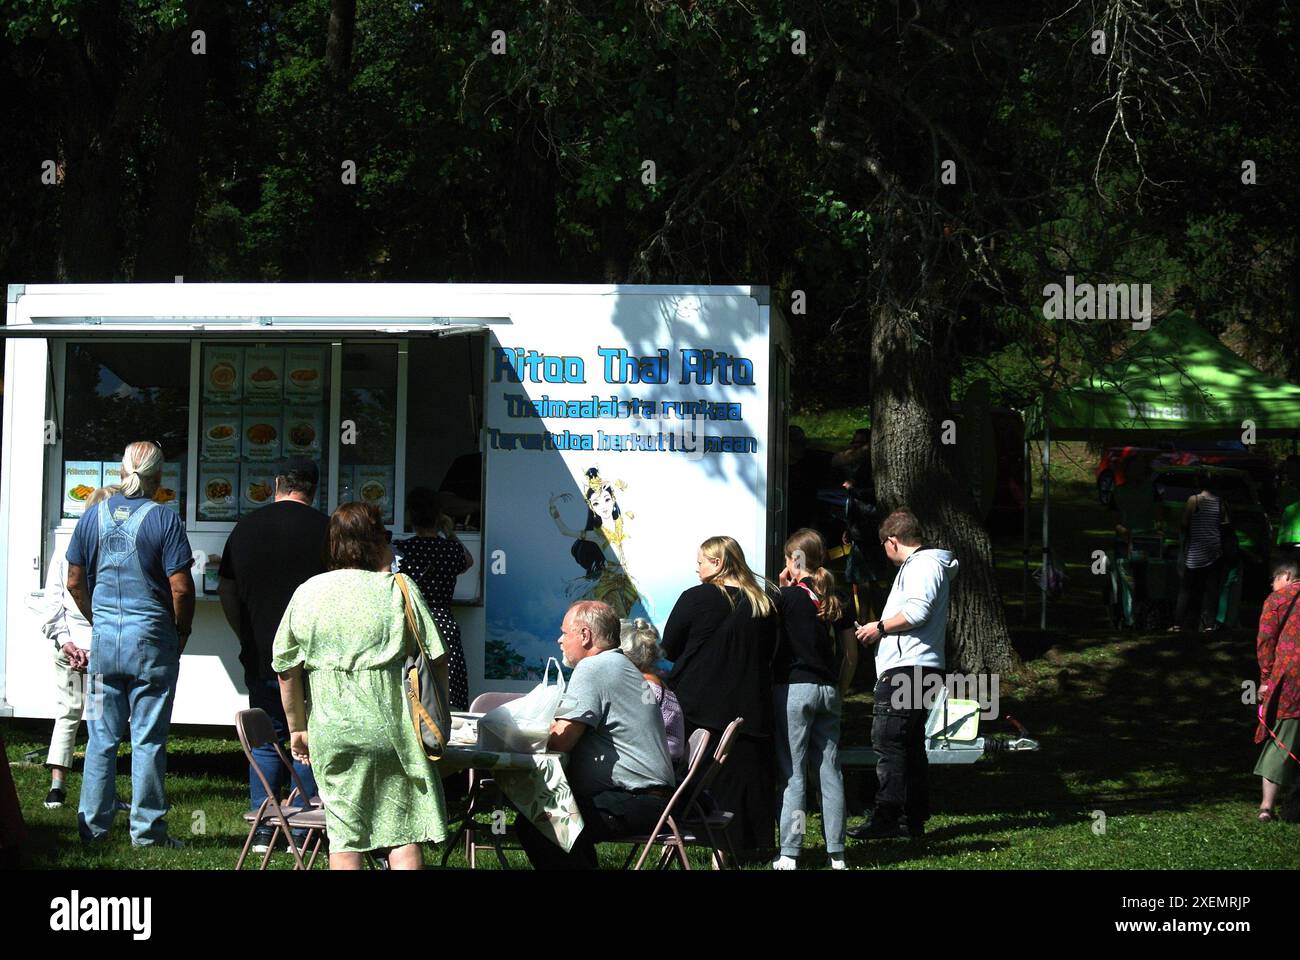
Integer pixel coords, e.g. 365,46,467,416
395,574,452,760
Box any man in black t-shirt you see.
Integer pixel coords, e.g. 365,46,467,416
218,458,328,839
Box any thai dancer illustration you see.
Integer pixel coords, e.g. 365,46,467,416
548,466,651,620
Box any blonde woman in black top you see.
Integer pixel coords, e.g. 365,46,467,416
663,535,778,861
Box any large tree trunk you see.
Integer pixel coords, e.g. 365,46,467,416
134,1,219,280
54,3,128,281
870,297,1019,675
308,0,357,280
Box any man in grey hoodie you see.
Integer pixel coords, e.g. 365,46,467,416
849,508,959,840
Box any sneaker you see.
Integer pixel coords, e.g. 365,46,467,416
251,827,275,853
133,835,184,849
115,799,131,812
44,786,66,809
771,855,797,870
829,855,847,870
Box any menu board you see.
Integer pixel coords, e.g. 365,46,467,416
197,344,336,523
153,461,183,514
63,462,103,519
355,465,395,524
242,407,282,462
283,406,323,457
241,464,277,515
284,347,327,402
198,463,240,521
244,346,284,402
202,407,242,461
203,346,243,403
101,460,122,490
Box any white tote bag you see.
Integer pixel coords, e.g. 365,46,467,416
478,658,568,753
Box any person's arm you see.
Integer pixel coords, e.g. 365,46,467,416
42,558,71,645
47,559,90,670
1181,494,1197,532
169,568,196,654
661,590,695,660
856,610,917,645
547,717,588,753
217,577,242,636
1257,594,1282,696
65,563,94,626
547,493,584,539
279,664,310,763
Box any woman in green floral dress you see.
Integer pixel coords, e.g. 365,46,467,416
274,502,448,869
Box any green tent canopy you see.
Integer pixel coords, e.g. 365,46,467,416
1025,310,1300,440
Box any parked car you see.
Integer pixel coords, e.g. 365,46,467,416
1097,439,1275,508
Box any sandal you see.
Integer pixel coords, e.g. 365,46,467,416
1258,808,1276,822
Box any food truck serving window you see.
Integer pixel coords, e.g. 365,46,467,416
61,343,190,519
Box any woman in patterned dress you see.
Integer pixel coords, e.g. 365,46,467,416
394,487,473,710
274,502,448,869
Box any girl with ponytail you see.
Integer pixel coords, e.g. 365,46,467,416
771,528,853,870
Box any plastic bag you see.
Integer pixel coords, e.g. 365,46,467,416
477,658,567,753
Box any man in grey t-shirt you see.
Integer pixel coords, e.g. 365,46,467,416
514,600,675,870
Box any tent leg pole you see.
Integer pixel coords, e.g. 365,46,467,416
1041,423,1051,631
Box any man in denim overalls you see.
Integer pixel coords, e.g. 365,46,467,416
66,442,196,847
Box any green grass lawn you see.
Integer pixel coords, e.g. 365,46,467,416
5,479,1297,870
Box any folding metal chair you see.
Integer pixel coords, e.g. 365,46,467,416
676,716,745,869
440,691,524,868
234,708,326,870
619,727,713,870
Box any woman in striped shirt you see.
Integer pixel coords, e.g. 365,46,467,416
1172,469,1228,633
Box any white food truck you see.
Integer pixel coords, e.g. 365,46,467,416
0,283,792,724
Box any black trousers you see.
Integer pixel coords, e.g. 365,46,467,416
513,789,668,870
871,666,944,826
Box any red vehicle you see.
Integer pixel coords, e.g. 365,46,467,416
1096,438,1276,507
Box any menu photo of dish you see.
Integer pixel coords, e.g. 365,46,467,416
284,347,327,402
198,462,240,521
244,346,284,402
283,406,323,455
153,461,183,514
241,465,277,515
355,465,395,524
63,462,104,518
202,406,242,460
203,346,244,403
242,407,282,462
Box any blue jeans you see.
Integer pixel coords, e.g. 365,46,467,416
774,683,846,856
248,677,318,811
78,631,180,845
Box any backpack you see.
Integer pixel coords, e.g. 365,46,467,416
395,574,452,760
